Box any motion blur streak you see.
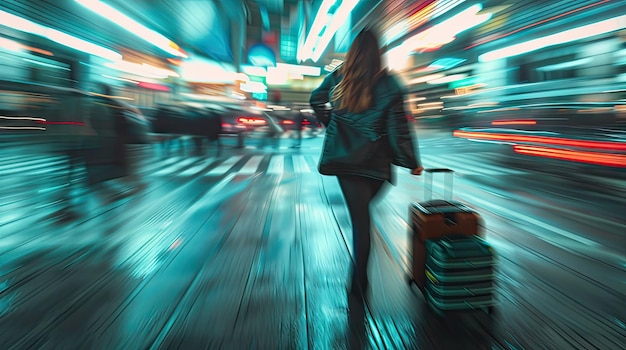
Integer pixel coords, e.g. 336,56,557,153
514,145,626,167
75,0,187,58
491,120,537,126
465,0,613,50
454,130,626,151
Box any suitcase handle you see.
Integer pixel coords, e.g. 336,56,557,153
424,168,454,201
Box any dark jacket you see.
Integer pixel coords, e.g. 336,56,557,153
310,70,420,183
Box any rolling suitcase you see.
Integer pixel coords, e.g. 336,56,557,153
424,234,496,313
408,168,484,292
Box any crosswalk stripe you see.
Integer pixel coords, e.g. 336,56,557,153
0,155,65,165
0,158,66,172
1,151,532,180
1,160,68,175
140,157,182,174
179,157,216,176
267,155,284,174
28,165,76,175
206,155,243,176
239,155,264,175
153,157,200,176
292,155,310,173
0,166,71,180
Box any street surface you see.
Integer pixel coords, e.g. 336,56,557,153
0,130,624,349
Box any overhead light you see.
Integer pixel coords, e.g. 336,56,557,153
266,67,289,85
427,74,467,84
384,4,490,70
404,4,491,52
240,81,267,93
242,65,267,77
408,73,444,84
234,73,250,82
0,10,45,36
105,60,179,79
298,0,336,62
268,105,290,111
383,0,468,45
427,57,467,70
537,58,592,72
276,63,321,76
298,0,360,62
324,59,343,72
143,63,179,78
0,37,23,52
0,37,54,56
231,92,246,100
76,0,187,58
479,14,626,62
180,57,237,83
0,9,121,61
102,74,139,84
310,0,361,62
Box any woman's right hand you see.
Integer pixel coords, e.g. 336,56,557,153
411,166,424,175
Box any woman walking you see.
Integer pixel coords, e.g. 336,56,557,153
310,28,423,296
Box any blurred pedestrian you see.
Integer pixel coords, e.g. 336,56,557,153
257,113,283,149
310,28,424,297
291,109,304,148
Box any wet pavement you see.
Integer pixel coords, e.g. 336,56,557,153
0,131,624,349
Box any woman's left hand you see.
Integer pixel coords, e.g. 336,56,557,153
411,166,424,175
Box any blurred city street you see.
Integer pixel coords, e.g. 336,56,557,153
2,1,626,347
0,131,624,349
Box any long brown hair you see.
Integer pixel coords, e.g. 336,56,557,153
332,29,382,113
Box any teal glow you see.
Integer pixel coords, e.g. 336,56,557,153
479,14,626,62
428,58,467,70
449,76,478,89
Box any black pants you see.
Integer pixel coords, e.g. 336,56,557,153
338,175,384,284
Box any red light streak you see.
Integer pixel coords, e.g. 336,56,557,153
166,58,182,66
25,46,53,56
138,82,171,92
453,130,626,151
513,145,626,168
237,117,266,125
465,0,611,50
37,121,85,126
492,119,537,126
282,120,294,125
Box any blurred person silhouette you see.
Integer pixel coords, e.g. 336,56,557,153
257,112,283,149
105,85,131,172
291,109,304,148
84,84,143,201
307,111,320,137
310,28,423,297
